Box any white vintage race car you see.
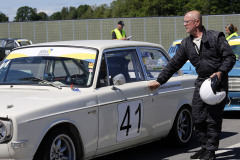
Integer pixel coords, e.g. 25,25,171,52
0,40,196,160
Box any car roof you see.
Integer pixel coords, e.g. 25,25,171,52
26,40,164,51
169,37,240,46
171,39,182,45
0,38,30,41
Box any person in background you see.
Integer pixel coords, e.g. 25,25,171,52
112,21,127,40
148,10,236,160
225,24,238,41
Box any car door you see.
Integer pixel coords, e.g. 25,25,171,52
96,47,171,155
139,46,196,134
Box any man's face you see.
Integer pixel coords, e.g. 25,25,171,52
184,14,197,34
117,24,124,30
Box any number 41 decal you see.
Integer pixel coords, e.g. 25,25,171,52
117,100,143,142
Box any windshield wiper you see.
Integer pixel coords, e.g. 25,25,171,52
18,77,62,89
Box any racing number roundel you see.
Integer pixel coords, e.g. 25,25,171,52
117,100,143,142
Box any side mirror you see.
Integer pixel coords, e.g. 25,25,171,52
112,74,126,90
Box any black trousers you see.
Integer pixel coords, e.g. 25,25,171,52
192,78,226,151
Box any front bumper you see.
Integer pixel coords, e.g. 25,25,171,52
0,141,33,160
0,143,11,158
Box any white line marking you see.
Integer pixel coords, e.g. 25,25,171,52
216,143,240,154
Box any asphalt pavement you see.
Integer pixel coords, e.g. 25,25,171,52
93,112,240,160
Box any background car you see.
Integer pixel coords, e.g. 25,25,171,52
0,40,196,160
168,39,197,75
224,36,240,111
0,38,32,61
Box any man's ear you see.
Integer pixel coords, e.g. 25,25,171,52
195,19,200,27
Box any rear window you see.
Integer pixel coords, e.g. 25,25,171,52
18,40,32,46
168,44,181,55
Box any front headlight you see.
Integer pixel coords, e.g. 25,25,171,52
0,119,12,143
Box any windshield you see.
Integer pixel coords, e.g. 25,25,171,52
0,56,95,87
231,45,240,60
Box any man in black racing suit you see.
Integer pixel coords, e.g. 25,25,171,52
148,10,236,160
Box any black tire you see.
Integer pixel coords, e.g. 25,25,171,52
168,106,193,147
34,128,80,160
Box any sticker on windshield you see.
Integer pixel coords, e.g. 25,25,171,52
8,47,97,62
117,100,143,142
88,63,94,68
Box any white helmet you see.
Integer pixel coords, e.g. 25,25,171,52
200,75,226,105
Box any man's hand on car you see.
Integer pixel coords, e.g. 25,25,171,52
148,80,160,90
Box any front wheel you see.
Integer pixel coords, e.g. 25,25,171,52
168,106,193,147
34,128,80,160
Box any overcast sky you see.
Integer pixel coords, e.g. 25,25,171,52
0,0,114,21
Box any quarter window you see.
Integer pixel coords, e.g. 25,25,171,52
139,48,169,79
5,41,14,48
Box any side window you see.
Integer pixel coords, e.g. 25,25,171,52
5,41,14,48
0,40,6,47
104,49,144,85
139,48,169,79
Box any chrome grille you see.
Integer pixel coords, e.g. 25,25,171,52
229,77,240,91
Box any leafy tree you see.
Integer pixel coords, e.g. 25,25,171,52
172,0,190,15
14,6,39,21
49,12,62,20
93,4,109,18
13,0,240,21
81,6,94,19
110,0,126,18
77,5,90,18
38,12,48,21
61,7,69,20
229,0,240,14
184,0,219,15
103,7,113,18
0,12,8,22
68,7,78,19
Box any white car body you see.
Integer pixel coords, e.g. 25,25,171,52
0,40,196,160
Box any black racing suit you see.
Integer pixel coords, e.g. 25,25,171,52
157,26,236,151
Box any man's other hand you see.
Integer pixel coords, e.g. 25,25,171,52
210,71,222,82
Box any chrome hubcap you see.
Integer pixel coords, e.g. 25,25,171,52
50,134,76,160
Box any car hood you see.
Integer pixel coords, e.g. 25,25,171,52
229,61,240,76
0,85,95,119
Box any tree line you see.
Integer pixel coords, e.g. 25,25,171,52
1,0,240,22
